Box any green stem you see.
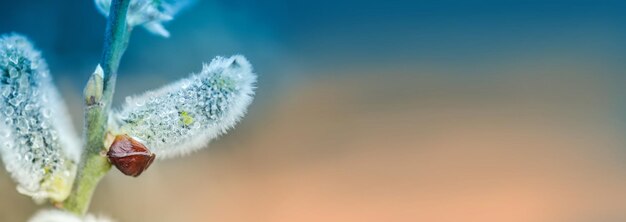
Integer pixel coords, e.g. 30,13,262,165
63,0,132,215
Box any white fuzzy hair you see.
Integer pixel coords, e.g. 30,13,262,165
112,55,256,159
29,209,114,222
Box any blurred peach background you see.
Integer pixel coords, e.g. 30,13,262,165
5,59,626,221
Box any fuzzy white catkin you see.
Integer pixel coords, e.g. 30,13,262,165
112,55,256,159
29,209,114,222
0,33,80,202
95,0,192,37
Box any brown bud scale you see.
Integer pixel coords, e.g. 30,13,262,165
107,134,156,177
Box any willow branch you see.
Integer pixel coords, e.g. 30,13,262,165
63,0,132,215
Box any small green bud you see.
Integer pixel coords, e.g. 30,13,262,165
84,65,104,106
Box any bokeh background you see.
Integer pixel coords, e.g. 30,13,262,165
2,0,626,221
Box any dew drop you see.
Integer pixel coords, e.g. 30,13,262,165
4,106,15,116
181,80,190,89
8,55,18,65
42,109,51,118
50,131,58,140
135,100,145,107
31,136,43,149
2,130,11,138
16,117,29,131
40,121,48,129
1,87,11,97
4,117,12,125
19,137,28,145
24,153,33,161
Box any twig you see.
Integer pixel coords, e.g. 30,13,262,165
63,0,132,215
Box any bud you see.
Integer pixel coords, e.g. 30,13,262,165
84,65,104,106
95,0,193,37
0,33,80,202
107,134,155,177
111,55,256,159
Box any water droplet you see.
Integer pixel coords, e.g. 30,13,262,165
181,80,190,89
2,130,11,138
8,56,18,65
42,109,51,118
40,121,48,129
31,136,43,149
18,137,28,145
50,131,58,140
135,100,145,107
16,117,29,131
9,97,21,106
1,87,12,97
4,106,15,116
4,117,12,125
